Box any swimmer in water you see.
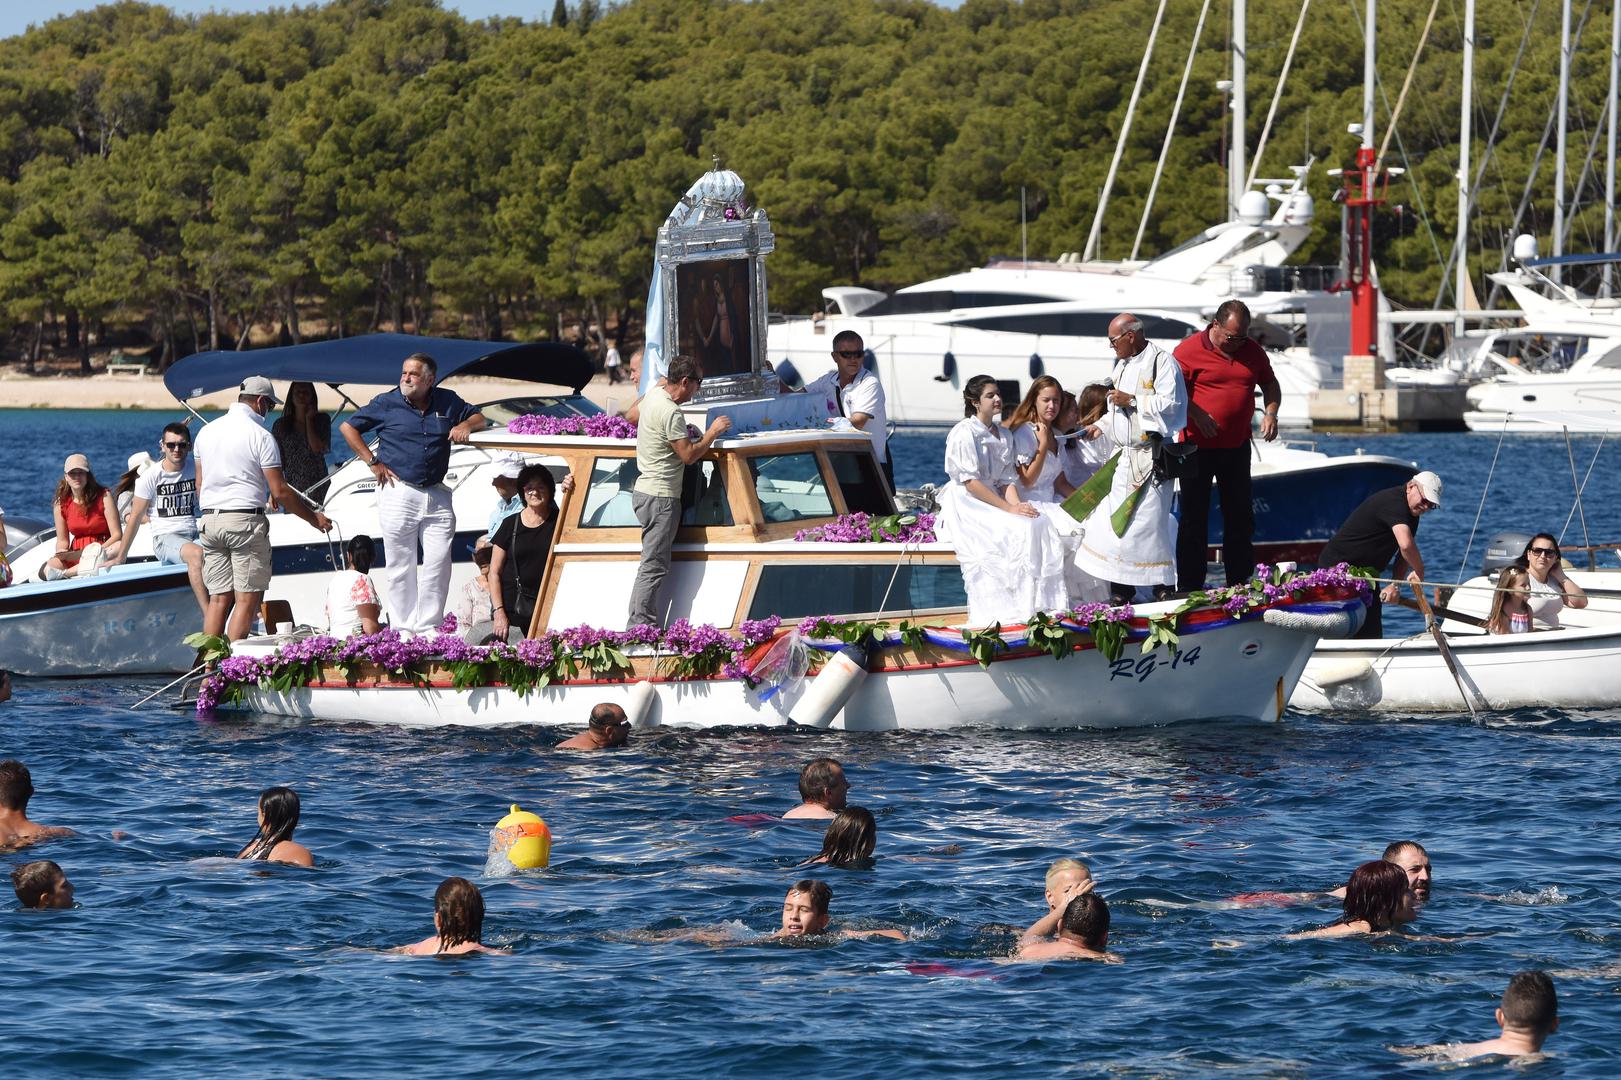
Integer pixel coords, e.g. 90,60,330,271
1044,857,1095,915
11,859,74,909
397,877,511,956
556,702,631,751
648,880,904,944
1396,971,1558,1061
1328,840,1431,905
1016,893,1115,962
783,757,849,820
234,786,314,867
1288,860,1416,939
0,760,75,849
799,807,877,869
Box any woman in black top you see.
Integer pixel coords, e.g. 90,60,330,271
272,381,333,501
490,464,575,641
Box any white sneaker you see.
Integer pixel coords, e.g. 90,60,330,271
44,565,66,582
77,543,104,577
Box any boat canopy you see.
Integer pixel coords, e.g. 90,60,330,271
164,333,594,402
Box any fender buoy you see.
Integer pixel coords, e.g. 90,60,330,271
624,679,659,730
1029,352,1044,379
492,804,551,869
934,351,956,383
1261,605,1363,639
787,643,868,728
1308,659,1376,687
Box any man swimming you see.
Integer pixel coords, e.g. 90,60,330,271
1017,893,1115,962
1329,840,1431,903
556,702,631,751
1397,971,1558,1060
11,859,74,909
776,879,905,941
0,760,74,848
783,758,849,820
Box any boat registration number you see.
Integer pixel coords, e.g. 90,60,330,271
1108,646,1202,682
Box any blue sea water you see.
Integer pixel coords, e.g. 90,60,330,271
4,410,1621,1077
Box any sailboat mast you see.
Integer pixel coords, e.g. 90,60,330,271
1554,0,1572,285
1457,0,1476,333
1606,0,1618,297
1362,0,1376,149
1230,0,1247,220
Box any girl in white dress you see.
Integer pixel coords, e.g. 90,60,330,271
938,375,1070,626
1058,386,1113,490
1008,378,1105,604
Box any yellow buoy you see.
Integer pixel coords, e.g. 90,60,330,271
493,803,552,869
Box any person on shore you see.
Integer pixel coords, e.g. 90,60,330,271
485,454,525,541
271,380,332,503
1416,972,1560,1060
627,355,731,629
234,786,314,867
604,339,623,384
397,877,510,955
556,702,631,750
1520,533,1588,628
777,879,904,941
108,421,207,613
1289,860,1416,939
11,860,74,910
43,453,123,580
939,374,1071,625
1074,315,1188,605
784,758,849,820
340,353,486,634
0,760,74,848
1317,471,1442,639
326,534,382,637
799,330,893,490
194,376,332,640
1173,300,1282,592
799,807,877,869
451,544,497,643
1017,893,1114,961
1487,564,1534,634
489,464,574,642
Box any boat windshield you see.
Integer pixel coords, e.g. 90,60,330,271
860,290,1064,317
477,395,605,425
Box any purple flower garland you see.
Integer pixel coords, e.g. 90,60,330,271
794,511,938,544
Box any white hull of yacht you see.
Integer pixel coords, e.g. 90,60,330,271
0,564,200,676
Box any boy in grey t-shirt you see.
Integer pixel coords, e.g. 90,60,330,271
107,421,206,613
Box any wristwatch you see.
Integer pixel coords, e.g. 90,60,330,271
367,455,380,466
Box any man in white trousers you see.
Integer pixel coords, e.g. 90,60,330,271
341,352,485,632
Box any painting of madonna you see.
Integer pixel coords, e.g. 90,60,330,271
678,259,752,378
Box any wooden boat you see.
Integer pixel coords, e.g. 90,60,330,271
1292,568,1621,712
220,424,1368,731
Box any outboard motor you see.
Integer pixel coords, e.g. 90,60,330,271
1482,530,1535,575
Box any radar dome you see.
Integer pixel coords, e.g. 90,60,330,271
1282,191,1315,226
1237,190,1270,225
1511,234,1539,263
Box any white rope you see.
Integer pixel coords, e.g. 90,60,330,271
1132,0,1212,261
1559,434,1608,558
1245,0,1311,188
1455,416,1510,583
1083,0,1169,262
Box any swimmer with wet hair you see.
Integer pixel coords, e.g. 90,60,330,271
1289,860,1416,939
1397,971,1559,1061
776,878,904,941
11,859,74,909
800,807,877,869
398,877,510,955
556,702,631,751
0,760,74,848
234,786,314,867
1326,840,1432,903
1044,857,1095,913
1018,893,1114,961
783,758,849,820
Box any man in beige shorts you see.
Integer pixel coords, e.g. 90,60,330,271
194,376,331,640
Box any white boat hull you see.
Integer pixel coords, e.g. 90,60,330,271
0,564,200,676
232,608,1334,731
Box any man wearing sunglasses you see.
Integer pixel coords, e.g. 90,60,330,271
106,421,207,614
1318,470,1443,638
800,330,893,491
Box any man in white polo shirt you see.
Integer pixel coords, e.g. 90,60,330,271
194,376,332,640
799,330,892,490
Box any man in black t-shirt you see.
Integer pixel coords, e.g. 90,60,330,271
1318,471,1442,638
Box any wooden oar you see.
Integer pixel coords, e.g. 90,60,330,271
1394,597,1489,630
1410,581,1485,717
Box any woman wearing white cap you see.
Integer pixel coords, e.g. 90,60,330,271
1318,470,1443,639
42,453,124,580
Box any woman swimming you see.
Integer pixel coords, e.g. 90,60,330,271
1287,860,1416,939
234,787,314,867
397,877,509,955
801,807,877,869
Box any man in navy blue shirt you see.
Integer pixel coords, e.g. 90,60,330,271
341,352,486,632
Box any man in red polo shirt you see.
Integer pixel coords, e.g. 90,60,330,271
1173,300,1282,592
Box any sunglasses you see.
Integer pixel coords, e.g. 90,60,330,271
1107,331,1134,346
1417,499,1437,511
66,469,89,478
163,441,191,451
1529,546,1559,556
835,349,864,359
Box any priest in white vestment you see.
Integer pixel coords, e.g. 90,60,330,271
1074,314,1189,604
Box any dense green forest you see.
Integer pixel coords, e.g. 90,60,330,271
0,0,1614,370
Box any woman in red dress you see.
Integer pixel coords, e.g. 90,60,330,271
44,453,123,580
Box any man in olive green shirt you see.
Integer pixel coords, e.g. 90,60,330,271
628,356,731,628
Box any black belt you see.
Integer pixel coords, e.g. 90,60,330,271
201,508,265,515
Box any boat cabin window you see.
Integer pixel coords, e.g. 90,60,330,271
748,453,835,522
477,396,605,424
859,290,1064,317
955,312,1196,341
579,457,732,528
827,451,893,515
747,563,967,620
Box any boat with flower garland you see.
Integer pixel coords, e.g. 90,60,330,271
207,166,1368,730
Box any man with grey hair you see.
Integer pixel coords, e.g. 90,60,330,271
1072,314,1188,604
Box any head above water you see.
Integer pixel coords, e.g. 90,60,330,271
587,702,630,746
781,879,832,936
434,876,485,951
1343,859,1414,930
237,786,302,861
1059,892,1109,950
797,758,848,811
815,807,877,868
11,859,72,910
0,759,35,811
1381,841,1432,903
1499,970,1559,1035
1045,857,1093,909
